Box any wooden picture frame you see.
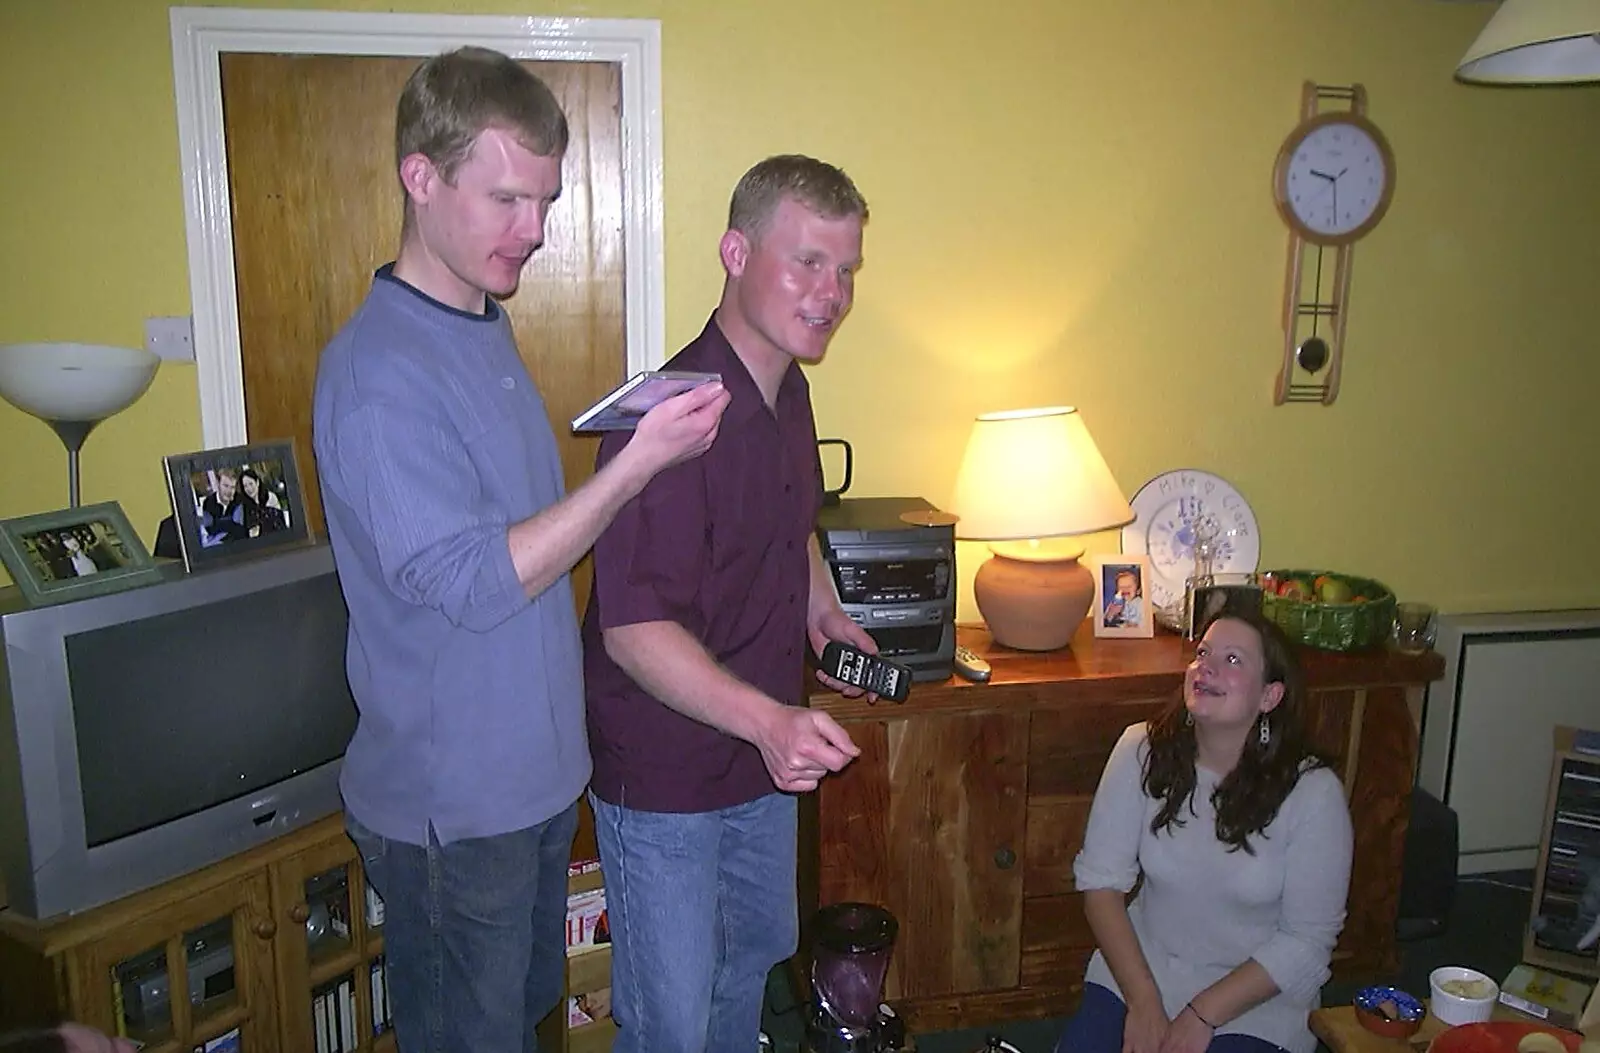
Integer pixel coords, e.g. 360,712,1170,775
163,439,311,572
1092,555,1155,639
0,502,162,607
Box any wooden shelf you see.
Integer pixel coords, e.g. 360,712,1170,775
570,1018,618,1053
568,947,611,995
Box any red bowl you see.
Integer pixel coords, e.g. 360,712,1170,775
1429,1022,1581,1053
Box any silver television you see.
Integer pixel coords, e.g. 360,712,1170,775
0,543,357,918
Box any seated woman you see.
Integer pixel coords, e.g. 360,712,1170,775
239,467,287,537
1055,609,1353,1053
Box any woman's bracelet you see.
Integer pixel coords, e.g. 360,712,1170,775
1186,1002,1218,1030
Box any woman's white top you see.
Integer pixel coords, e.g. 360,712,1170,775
1075,722,1354,1053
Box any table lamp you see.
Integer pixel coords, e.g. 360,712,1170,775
949,406,1133,651
0,342,160,508
1457,0,1600,83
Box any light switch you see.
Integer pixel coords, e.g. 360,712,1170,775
144,315,195,361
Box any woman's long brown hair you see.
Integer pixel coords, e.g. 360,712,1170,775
1142,609,1330,852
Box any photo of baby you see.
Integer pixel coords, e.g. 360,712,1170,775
1102,565,1144,628
1094,556,1155,639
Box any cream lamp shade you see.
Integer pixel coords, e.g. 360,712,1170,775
1458,0,1600,84
949,407,1133,651
0,342,160,508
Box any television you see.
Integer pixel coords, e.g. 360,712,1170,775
0,543,357,919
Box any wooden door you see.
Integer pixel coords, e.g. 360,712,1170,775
817,710,1030,1001
1020,697,1167,1009
220,54,626,613
268,829,393,1052
70,872,278,1053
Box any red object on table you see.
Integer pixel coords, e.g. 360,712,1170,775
1428,1021,1581,1053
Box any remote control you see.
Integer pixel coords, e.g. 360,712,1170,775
819,642,912,703
953,645,992,683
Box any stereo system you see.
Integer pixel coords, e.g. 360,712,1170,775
816,497,955,682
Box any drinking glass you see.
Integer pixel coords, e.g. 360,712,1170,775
1393,602,1438,654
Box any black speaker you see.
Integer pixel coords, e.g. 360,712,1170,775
1397,786,1459,942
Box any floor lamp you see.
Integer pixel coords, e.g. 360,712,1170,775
0,343,160,508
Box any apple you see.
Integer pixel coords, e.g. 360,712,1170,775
1278,579,1313,601
1317,578,1354,604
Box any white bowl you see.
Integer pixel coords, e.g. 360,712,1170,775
1430,966,1498,1025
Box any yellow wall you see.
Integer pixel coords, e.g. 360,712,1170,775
3,0,1598,618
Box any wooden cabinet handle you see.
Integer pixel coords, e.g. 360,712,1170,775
289,903,311,924
252,916,278,940
994,847,1016,870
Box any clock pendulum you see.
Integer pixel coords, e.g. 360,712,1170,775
1271,82,1396,405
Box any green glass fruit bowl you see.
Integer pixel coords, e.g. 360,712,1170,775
1259,568,1396,652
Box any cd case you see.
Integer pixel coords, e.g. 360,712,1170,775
570,371,722,432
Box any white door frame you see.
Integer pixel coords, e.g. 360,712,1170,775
169,6,665,447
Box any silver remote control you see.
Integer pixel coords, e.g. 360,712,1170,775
953,645,992,683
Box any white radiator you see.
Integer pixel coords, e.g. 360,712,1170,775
1418,610,1600,874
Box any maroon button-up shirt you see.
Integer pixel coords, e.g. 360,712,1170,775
583,318,823,812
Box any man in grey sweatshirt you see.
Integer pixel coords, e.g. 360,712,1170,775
312,46,729,1053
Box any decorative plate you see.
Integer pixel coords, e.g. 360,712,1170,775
1120,469,1261,617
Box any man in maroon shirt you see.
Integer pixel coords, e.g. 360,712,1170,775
583,154,877,1053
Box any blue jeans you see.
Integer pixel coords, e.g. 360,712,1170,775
346,804,578,1053
1056,983,1292,1053
591,791,798,1053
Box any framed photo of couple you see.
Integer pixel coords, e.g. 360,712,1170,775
1091,554,1155,639
163,439,311,572
0,502,163,607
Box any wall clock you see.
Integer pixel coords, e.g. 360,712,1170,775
1272,82,1395,405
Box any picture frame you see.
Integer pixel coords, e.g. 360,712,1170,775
1186,573,1267,641
163,439,311,572
1092,555,1156,639
0,502,163,607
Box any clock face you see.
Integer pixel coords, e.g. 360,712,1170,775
1275,114,1394,245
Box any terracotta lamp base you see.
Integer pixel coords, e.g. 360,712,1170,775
973,541,1095,651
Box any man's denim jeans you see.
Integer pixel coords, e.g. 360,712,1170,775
346,804,578,1053
591,791,798,1053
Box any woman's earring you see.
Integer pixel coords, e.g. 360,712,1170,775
1259,717,1271,747
1184,710,1194,727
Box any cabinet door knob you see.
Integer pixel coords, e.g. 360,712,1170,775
252,917,278,940
289,903,311,924
994,847,1016,870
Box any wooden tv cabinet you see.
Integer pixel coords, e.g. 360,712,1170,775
0,811,606,1053
798,624,1445,1034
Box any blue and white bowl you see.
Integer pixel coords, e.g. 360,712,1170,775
1354,985,1427,1037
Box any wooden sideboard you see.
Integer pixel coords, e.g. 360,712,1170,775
798,623,1445,1034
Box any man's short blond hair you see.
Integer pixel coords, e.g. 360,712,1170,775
727,155,868,241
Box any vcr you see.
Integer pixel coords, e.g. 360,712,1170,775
817,497,955,682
